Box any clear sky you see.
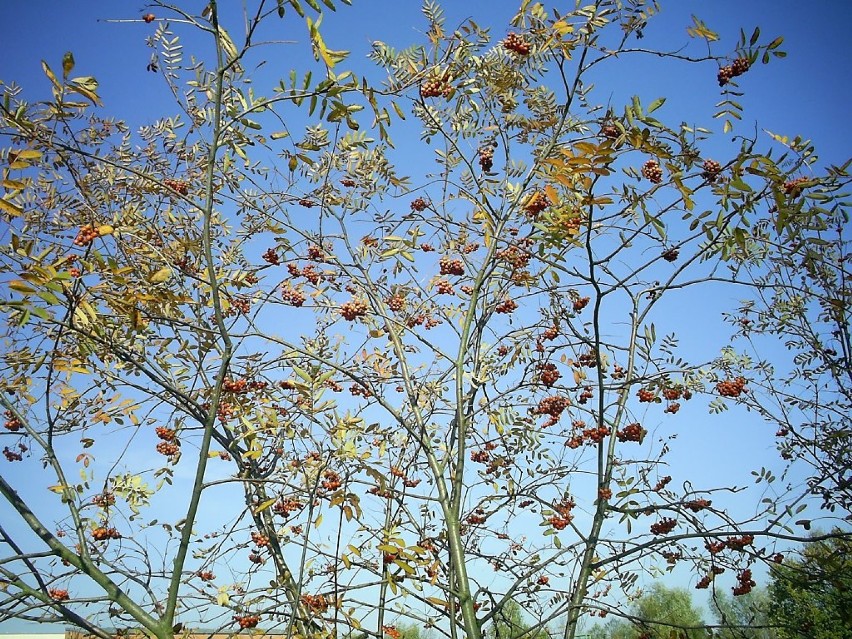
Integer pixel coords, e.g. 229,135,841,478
1,0,850,634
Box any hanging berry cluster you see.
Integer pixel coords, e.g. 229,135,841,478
163,178,189,195
533,395,569,427
273,497,303,516
92,526,121,541
340,299,368,321
547,497,575,530
783,176,808,196
717,57,750,86
503,33,531,55
522,191,549,217
410,197,428,212
649,517,677,535
73,224,100,247
48,588,70,601
3,410,21,431
716,377,747,397
538,363,560,387
233,614,260,629
641,159,663,184
617,422,645,443
155,426,180,457
733,569,756,596
420,75,453,99
262,248,280,265
478,143,495,171
702,159,722,181
386,294,405,312
300,593,330,614
439,256,465,276
495,298,518,314
281,283,306,307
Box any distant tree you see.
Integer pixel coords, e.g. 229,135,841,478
589,584,705,639
485,599,549,639
767,534,852,639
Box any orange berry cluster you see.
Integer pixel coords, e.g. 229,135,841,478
234,614,260,629
617,422,645,443
783,176,808,196
598,487,612,500
156,441,179,456
281,284,306,307
197,570,215,581
436,279,455,294
143,13,156,23
637,388,656,403
340,299,368,321
538,363,560,387
439,255,465,276
386,294,405,312
733,569,756,596
92,526,121,541
523,191,549,217
503,33,531,55
534,395,569,427
702,159,722,181
582,425,611,444
298,199,316,208
573,296,590,312
420,76,453,99
300,593,329,614
251,531,270,547
155,426,176,441
224,297,251,316
383,626,402,639
410,197,428,212
705,540,726,555
684,498,711,512
716,377,747,397
340,177,357,187
321,469,342,491
419,243,434,252
497,244,532,270
91,492,116,507
536,575,549,586
650,517,677,535
654,475,672,491
478,144,495,171
307,245,326,261
48,588,70,601
664,402,681,414
548,497,575,530
163,178,189,195
466,509,487,525
725,534,753,551
577,351,599,368
542,325,559,341
641,159,663,184
3,410,21,432
717,57,750,86
262,248,280,265
273,497,303,516
73,224,100,247
601,124,619,139
495,298,518,314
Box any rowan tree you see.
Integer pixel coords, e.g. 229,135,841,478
0,2,848,639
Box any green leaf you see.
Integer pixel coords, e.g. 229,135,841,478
647,97,666,114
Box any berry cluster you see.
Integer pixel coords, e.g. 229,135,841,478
702,159,722,181
340,299,368,321
197,570,215,581
542,325,559,341
654,475,672,491
386,294,405,312
577,386,594,405
466,509,487,525
420,76,452,99
637,388,657,403
436,279,455,295
156,441,180,456
725,534,754,551
650,517,677,535
262,248,280,265
92,526,121,541
306,245,326,261
783,176,808,196
470,449,490,463
495,299,518,314
533,395,569,427
281,284,306,307
717,57,750,86
91,492,116,507
523,191,549,217
478,144,495,171
143,13,156,23
298,199,316,208
163,178,189,195
340,177,357,187
684,498,711,512
68,267,81,277
48,588,70,601
577,351,599,368
321,469,342,491
234,614,260,629
273,497,303,516
716,377,747,398
439,256,465,276
410,197,428,212
733,569,756,596
224,297,251,316
536,575,550,586
538,363,560,387
503,33,531,55
661,247,679,262
300,593,329,614
706,540,726,555
582,425,611,444
573,296,590,312
601,124,619,139
251,531,270,547
73,224,100,247
617,422,645,443
155,426,176,440
3,446,23,462
598,487,612,500
548,497,575,530
3,410,21,432
641,159,663,184
383,626,402,639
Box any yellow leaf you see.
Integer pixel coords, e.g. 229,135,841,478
97,224,114,236
148,267,172,284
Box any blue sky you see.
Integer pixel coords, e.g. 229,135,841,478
1,0,850,634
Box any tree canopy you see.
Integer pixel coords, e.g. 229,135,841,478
0,2,849,639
